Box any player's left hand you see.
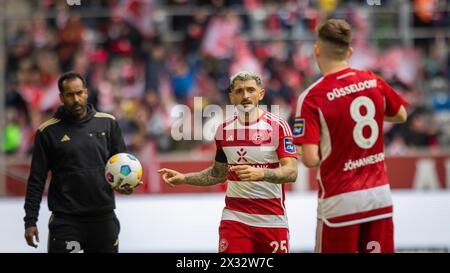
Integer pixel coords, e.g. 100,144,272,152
113,181,143,195
229,165,264,181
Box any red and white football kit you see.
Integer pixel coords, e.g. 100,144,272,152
293,68,406,253
215,110,297,253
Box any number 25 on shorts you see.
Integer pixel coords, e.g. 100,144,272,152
270,240,288,253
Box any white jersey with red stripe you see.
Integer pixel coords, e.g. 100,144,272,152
293,68,407,227
215,110,298,228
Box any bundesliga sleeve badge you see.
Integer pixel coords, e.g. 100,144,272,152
293,118,305,137
284,137,296,154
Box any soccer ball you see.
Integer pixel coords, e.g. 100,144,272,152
105,153,142,188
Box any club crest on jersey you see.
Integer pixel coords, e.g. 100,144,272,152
284,138,296,154
293,118,305,137
251,131,269,145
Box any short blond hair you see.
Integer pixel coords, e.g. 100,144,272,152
317,19,352,60
230,71,262,91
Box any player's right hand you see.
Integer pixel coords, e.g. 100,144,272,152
157,168,185,187
25,226,39,248
113,181,143,195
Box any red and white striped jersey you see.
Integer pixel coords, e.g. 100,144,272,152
293,67,407,227
215,111,298,228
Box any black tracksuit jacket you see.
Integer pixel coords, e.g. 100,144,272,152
24,104,127,228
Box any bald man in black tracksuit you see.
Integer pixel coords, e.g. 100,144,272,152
24,71,134,253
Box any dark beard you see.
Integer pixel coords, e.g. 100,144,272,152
67,104,87,120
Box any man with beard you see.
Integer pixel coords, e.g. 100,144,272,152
24,71,138,253
158,71,298,253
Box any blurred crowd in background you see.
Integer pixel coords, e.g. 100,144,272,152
3,0,450,156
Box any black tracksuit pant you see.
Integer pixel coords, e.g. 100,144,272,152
47,212,120,253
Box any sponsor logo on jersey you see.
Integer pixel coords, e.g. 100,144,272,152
293,119,305,137
284,138,296,154
236,148,248,163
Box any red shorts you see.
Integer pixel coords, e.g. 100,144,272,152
315,217,394,253
218,220,289,253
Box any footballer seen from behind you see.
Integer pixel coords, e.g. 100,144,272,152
293,19,408,253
